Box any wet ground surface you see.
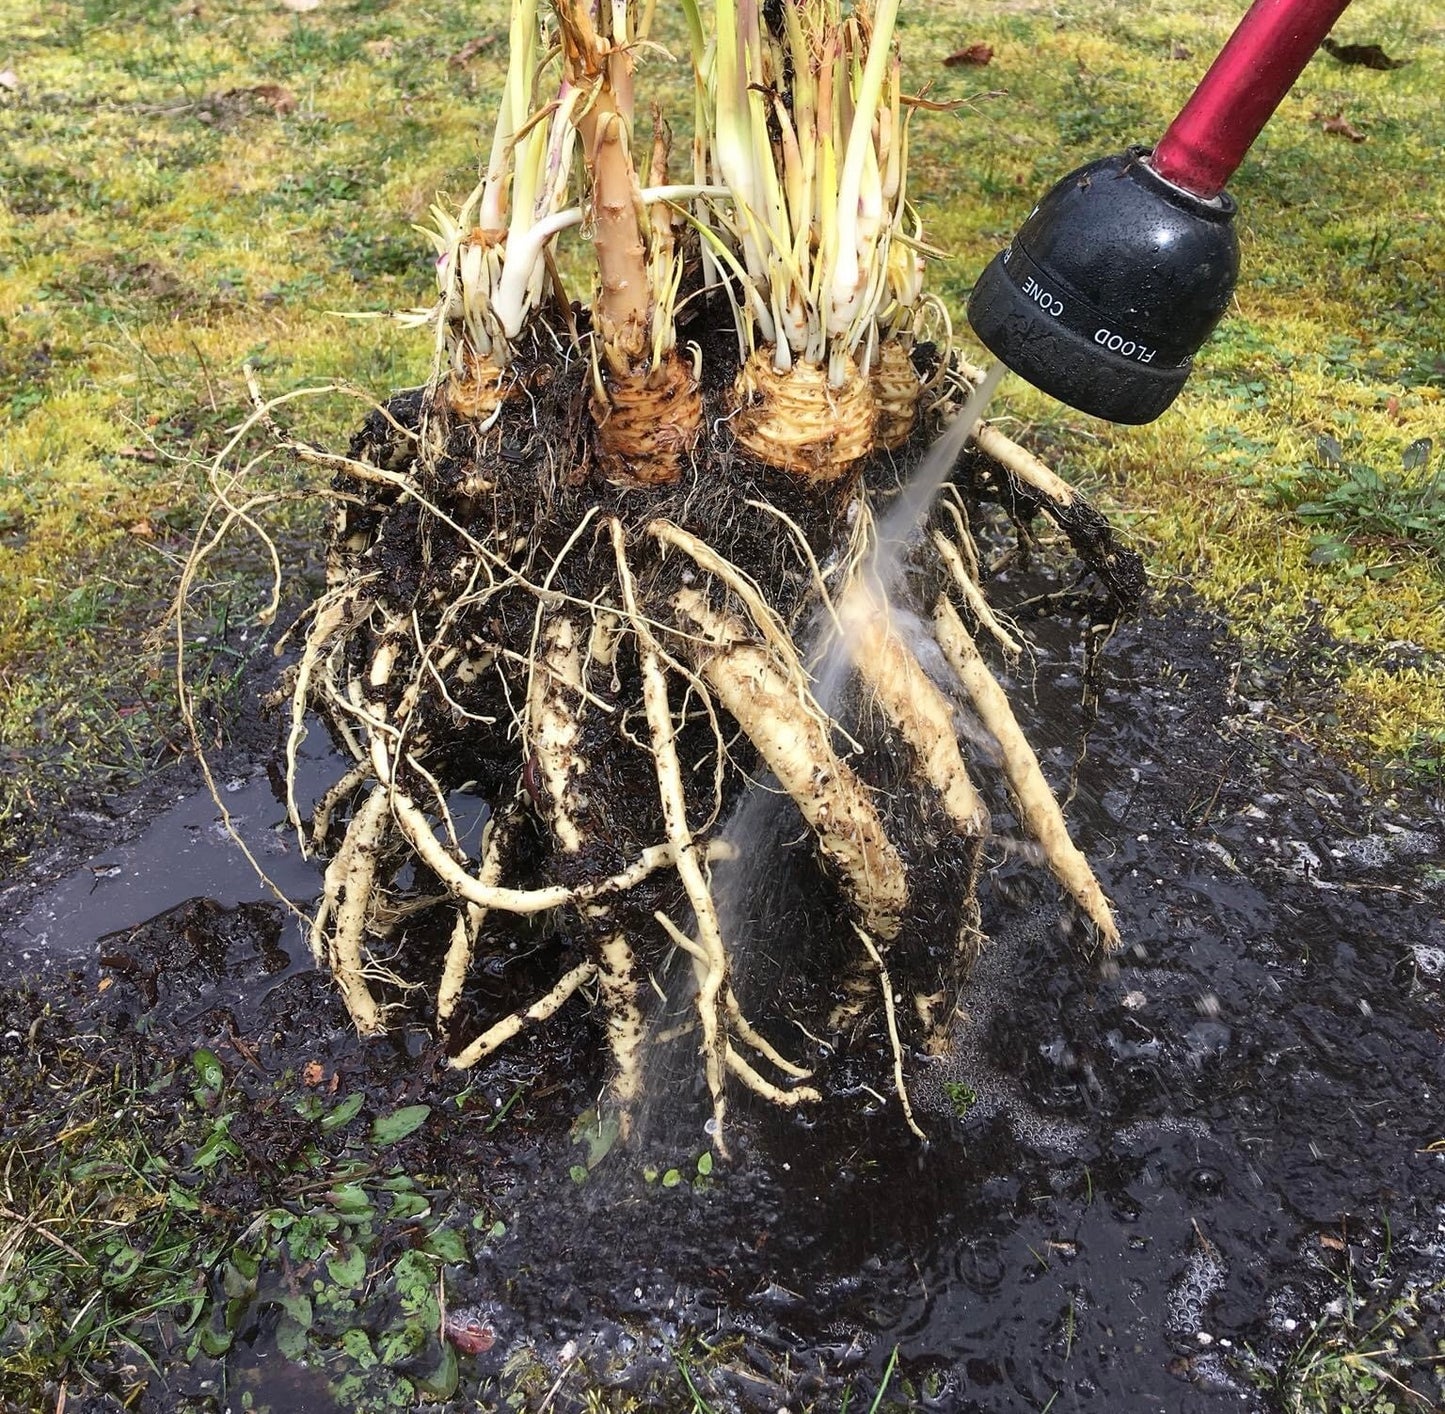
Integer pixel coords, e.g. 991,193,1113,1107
3,588,1443,1413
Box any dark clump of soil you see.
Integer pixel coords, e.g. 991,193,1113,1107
315,319,1140,1065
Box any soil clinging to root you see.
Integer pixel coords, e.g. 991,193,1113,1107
275,308,1141,1145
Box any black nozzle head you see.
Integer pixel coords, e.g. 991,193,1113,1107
966,147,1239,424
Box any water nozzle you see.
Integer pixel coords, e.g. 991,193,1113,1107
966,0,1353,423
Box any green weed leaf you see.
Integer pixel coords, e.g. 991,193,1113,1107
277,1293,313,1328
319,1092,364,1133
327,1183,374,1217
326,1242,368,1288
370,1104,431,1146
388,1191,432,1221
416,1344,459,1400
422,1226,467,1264
192,1048,224,1092
198,1323,234,1357
275,1313,309,1362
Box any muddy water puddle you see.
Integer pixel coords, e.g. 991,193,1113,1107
4,597,1444,1413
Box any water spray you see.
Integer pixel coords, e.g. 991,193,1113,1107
967,0,1355,424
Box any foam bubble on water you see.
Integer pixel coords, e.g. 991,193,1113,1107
1167,1239,1227,1338
1329,826,1440,869
1112,1114,1214,1146
913,909,1089,1153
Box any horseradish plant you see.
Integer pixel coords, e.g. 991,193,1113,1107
269,0,1134,1152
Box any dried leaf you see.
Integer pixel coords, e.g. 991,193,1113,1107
1312,111,1366,143
302,1059,326,1086
943,43,994,68
449,34,500,66
280,0,320,12
127,519,156,539
1321,38,1407,71
238,83,296,114
0,69,18,92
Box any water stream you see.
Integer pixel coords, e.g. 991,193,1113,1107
813,360,1009,714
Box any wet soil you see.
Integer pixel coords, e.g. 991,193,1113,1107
2,579,1443,1412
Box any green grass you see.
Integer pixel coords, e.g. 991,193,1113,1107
1250,1246,1445,1413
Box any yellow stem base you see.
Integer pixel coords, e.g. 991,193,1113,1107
592,350,702,487
730,350,877,483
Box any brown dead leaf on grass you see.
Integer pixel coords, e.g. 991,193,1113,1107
234,83,296,114
1321,38,1407,70
1313,110,1367,143
943,43,994,68
450,34,502,66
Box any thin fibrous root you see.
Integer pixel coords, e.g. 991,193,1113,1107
724,989,813,1080
725,1046,822,1107
955,358,1079,509
855,926,927,1142
672,585,907,939
654,911,812,1084
390,789,703,916
933,595,1121,950
611,518,730,1152
449,961,598,1071
648,518,826,717
315,786,390,1036
838,579,989,838
436,816,509,1025
730,350,876,483
310,760,373,851
931,529,1023,659
286,591,372,837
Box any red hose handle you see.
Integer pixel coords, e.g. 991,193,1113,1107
1151,0,1354,198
